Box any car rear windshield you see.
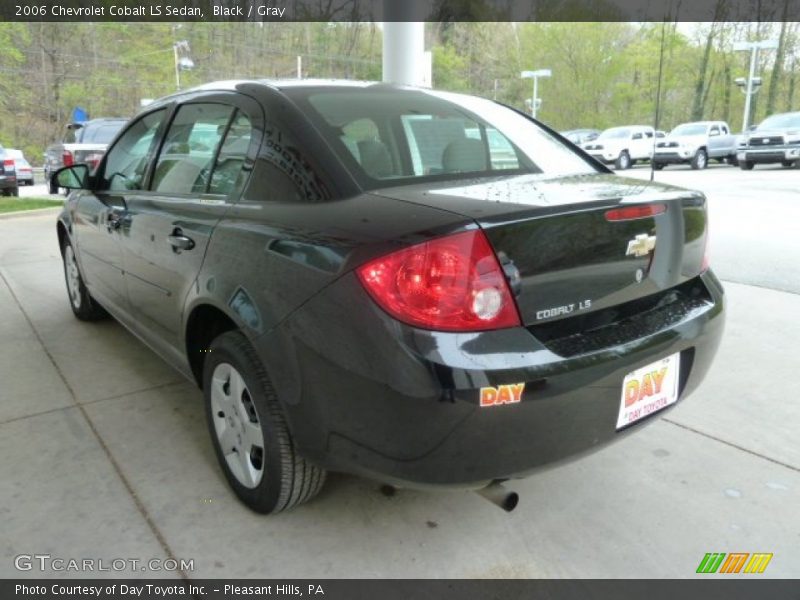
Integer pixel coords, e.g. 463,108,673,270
72,121,126,144
757,113,800,130
294,88,596,189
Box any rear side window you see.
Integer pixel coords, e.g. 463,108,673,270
208,112,253,195
151,103,235,195
102,110,166,192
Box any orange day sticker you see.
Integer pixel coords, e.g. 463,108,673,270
480,383,525,407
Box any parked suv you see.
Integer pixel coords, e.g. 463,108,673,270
737,111,800,170
582,125,656,169
44,117,127,193
654,121,737,170
53,81,724,514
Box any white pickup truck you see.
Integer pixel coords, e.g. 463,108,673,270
582,125,655,169
653,121,737,170
737,111,800,170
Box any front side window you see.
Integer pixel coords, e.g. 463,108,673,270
151,103,235,195
296,88,595,189
101,109,166,192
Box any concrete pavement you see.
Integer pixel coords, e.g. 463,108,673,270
1,173,798,578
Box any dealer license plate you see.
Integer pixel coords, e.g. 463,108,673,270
616,353,680,430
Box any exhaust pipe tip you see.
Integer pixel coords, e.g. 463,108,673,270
476,481,519,512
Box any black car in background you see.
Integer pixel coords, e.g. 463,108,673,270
0,145,19,196
54,80,725,514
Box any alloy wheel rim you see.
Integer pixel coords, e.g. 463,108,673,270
64,246,82,309
210,363,265,489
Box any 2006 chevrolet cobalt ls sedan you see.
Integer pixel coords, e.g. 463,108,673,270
54,80,724,513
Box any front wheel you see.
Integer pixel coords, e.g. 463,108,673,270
691,149,708,170
739,161,754,171
204,331,326,514
62,240,107,321
615,151,631,170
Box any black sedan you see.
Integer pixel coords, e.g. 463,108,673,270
53,80,725,514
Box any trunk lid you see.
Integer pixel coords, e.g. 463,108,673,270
374,173,708,327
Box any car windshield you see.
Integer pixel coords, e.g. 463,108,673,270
757,113,800,130
598,128,631,140
293,88,596,188
671,124,707,136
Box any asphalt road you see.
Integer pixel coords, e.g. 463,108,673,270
1,162,798,578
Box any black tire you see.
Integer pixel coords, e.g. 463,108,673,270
727,155,738,166
653,162,665,170
781,160,794,168
61,238,108,321
204,330,326,514
739,161,754,171
690,148,708,170
11,187,19,197
614,151,631,170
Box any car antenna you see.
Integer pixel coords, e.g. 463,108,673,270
651,19,668,183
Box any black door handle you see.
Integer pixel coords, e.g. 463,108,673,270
168,229,195,251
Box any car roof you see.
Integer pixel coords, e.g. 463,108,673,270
146,79,426,109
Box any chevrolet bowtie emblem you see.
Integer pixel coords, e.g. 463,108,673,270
626,233,656,258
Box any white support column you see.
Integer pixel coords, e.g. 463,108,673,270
382,2,425,87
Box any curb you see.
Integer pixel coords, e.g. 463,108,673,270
0,206,62,220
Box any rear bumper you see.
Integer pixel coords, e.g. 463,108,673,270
0,175,17,189
262,271,725,488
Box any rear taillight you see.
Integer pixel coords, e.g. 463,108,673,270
62,150,74,167
605,203,666,222
86,152,104,170
3,159,14,171
356,229,521,332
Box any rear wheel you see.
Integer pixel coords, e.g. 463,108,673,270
691,149,708,170
204,330,326,514
781,160,794,168
62,239,107,321
739,161,754,171
615,151,631,170
653,162,665,170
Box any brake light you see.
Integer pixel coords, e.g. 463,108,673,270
605,203,666,222
85,152,104,170
356,230,521,332
3,159,14,171
62,150,74,167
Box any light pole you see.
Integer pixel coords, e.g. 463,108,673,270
520,69,551,119
732,40,778,132
173,40,194,91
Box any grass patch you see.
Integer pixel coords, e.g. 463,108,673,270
0,196,63,214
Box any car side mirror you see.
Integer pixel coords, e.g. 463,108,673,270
54,164,90,190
